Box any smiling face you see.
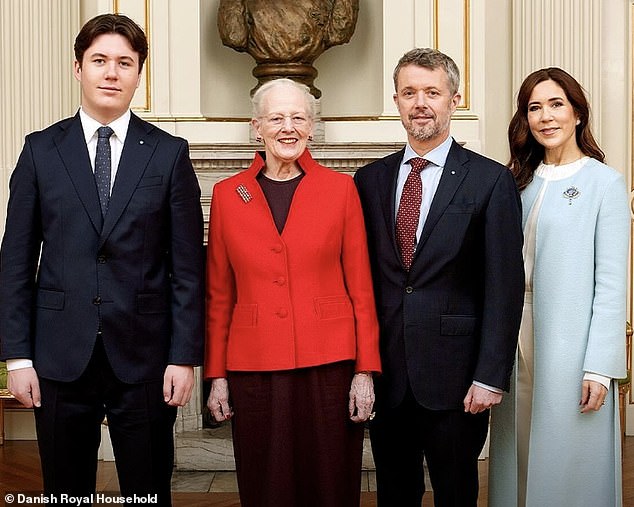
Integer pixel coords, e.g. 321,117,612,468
527,79,580,160
251,84,313,166
393,64,460,152
74,33,141,124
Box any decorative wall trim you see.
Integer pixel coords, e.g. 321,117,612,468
142,114,480,123
114,0,152,112
434,0,471,110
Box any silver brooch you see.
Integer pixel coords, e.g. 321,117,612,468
562,186,580,205
236,184,252,203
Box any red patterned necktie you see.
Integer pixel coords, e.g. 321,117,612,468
396,157,430,270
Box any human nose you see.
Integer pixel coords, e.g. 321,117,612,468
414,91,427,108
104,61,118,79
281,116,295,129
540,106,554,121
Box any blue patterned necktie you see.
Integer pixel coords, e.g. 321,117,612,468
396,157,430,270
95,126,114,216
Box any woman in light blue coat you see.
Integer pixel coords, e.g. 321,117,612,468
488,67,630,507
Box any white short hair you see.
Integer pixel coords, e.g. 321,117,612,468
251,78,316,119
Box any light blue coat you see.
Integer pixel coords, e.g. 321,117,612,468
489,158,630,507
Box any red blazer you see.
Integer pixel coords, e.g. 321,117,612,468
204,149,381,378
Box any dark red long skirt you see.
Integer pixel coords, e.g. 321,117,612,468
227,361,364,507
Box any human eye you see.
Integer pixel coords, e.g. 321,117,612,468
552,100,565,108
292,115,307,125
401,89,415,98
268,115,283,126
428,89,440,97
93,58,105,65
528,104,540,112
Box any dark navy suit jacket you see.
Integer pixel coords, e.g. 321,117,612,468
0,112,205,383
354,140,524,410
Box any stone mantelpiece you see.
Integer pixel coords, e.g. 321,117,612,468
189,142,405,235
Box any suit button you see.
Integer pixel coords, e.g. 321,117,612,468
277,308,288,318
405,286,413,294
97,255,107,264
93,296,102,305
275,277,286,285
271,245,283,253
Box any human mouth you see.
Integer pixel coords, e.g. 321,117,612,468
540,127,559,136
278,138,297,144
411,113,433,122
99,86,121,92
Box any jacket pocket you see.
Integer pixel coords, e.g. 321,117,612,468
137,175,163,188
314,295,353,320
440,315,477,336
231,304,257,327
36,288,65,310
445,203,476,214
137,293,169,314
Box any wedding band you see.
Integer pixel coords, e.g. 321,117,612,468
369,412,376,421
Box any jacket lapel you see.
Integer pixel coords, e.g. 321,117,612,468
415,141,469,255
99,114,156,247
380,149,405,263
54,114,104,233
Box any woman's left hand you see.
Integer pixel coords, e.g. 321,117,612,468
349,372,375,423
580,380,608,413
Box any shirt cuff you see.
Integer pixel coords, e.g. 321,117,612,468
472,380,503,393
583,372,611,391
6,359,33,371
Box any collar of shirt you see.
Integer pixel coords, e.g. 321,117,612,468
79,107,131,146
402,135,453,169
395,135,454,240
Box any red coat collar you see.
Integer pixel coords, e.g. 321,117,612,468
245,148,317,178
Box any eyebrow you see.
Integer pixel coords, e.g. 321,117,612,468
89,52,136,62
528,96,565,106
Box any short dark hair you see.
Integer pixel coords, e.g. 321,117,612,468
74,13,148,73
393,48,460,95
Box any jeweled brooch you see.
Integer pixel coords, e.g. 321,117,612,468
562,186,580,205
236,184,252,203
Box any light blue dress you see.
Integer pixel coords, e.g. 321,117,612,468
488,157,629,507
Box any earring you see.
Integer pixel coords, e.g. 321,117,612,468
256,136,262,142
576,119,581,126
308,135,313,142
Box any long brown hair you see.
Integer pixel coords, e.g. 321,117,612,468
508,67,604,190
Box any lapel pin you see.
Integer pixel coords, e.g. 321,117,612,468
451,170,456,175
139,140,144,145
236,184,252,203
562,186,580,205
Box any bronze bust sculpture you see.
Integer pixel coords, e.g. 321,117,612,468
218,0,359,97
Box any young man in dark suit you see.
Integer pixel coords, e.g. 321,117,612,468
0,14,204,505
354,48,524,506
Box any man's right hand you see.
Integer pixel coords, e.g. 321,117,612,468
8,367,41,408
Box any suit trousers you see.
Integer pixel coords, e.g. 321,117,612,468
370,385,489,507
34,338,177,506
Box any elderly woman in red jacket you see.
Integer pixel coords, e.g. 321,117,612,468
204,78,381,507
